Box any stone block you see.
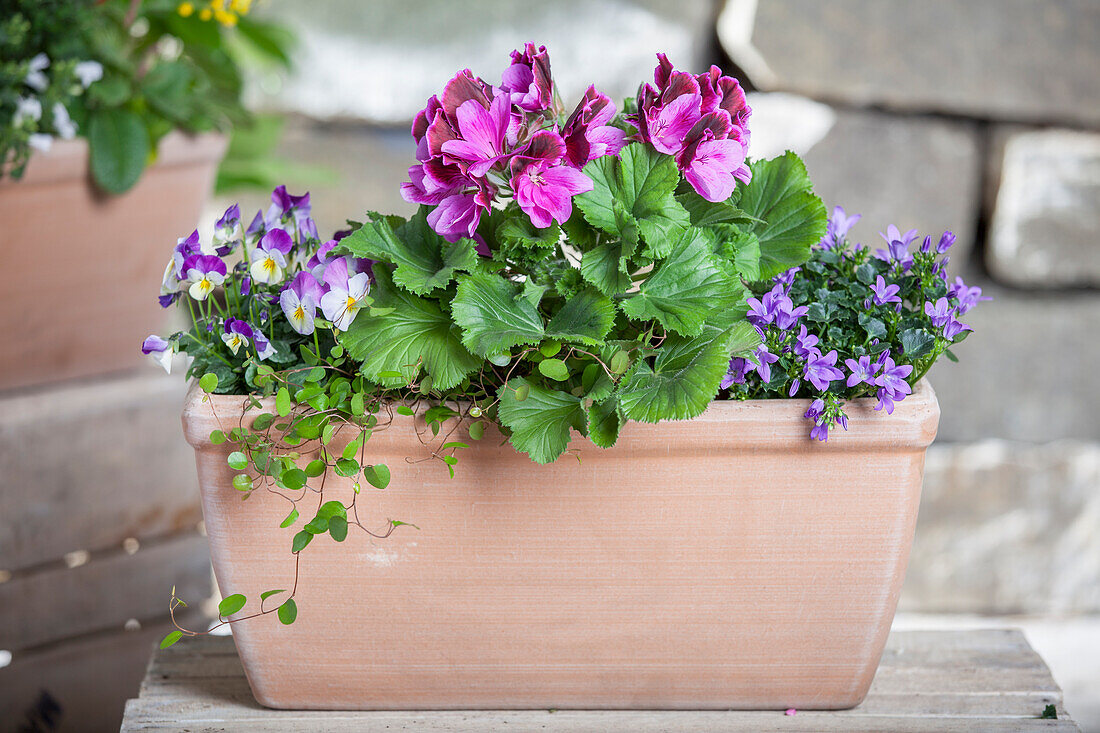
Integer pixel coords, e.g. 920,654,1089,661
0,372,202,571
719,0,1100,126
902,441,1100,615
988,128,1100,288
254,0,717,124
796,105,982,269
928,275,1100,443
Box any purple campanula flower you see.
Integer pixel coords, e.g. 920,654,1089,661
221,319,253,356
744,344,780,383
949,276,991,315
823,206,861,249
320,257,371,331
942,314,972,340
793,324,819,359
803,349,844,391
844,355,879,388
924,297,952,328
512,156,594,229
774,302,808,331
809,422,830,441
937,231,956,254
141,335,174,374
920,235,932,254
562,85,627,168
773,266,800,289
874,225,917,271
250,229,293,285
873,356,913,413
804,398,829,441
870,275,902,307
500,42,553,113
279,271,324,335
788,378,801,397
184,254,227,301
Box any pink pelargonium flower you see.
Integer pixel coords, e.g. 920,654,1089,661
562,85,627,167
631,53,752,201
441,93,511,177
499,42,553,113
512,158,594,229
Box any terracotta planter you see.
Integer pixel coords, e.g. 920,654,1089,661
182,380,939,710
0,132,227,392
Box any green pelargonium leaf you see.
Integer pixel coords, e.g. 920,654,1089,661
545,288,616,346
576,143,690,257
733,151,827,280
497,377,584,464
341,267,481,390
620,228,747,337
338,208,479,295
451,271,546,358
618,321,760,423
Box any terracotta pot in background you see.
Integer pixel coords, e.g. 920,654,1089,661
0,132,227,392
182,381,940,710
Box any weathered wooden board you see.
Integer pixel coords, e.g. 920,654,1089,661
0,372,202,572
120,630,1080,731
0,532,210,651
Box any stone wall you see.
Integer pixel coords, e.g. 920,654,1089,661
235,0,1100,617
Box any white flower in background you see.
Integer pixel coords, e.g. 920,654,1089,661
28,134,53,152
73,61,103,88
24,53,49,92
13,97,42,125
52,103,76,139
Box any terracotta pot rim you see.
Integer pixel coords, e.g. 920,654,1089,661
183,378,939,452
1,130,228,189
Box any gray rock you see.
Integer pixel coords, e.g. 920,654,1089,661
254,0,717,124
719,0,1100,126
902,440,1100,615
987,128,1100,288
929,275,1100,443
797,106,982,268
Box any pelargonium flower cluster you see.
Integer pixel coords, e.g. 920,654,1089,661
143,186,373,383
722,206,988,440
402,43,626,242
628,53,752,202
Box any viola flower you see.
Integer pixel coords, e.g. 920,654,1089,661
250,229,293,285
803,349,845,390
844,355,879,388
184,254,227,301
512,157,594,228
265,185,313,239
870,275,902,307
213,204,242,253
562,86,627,167
141,335,174,374
500,43,553,113
320,258,371,331
252,329,275,361
221,319,253,356
279,271,324,335
24,53,49,92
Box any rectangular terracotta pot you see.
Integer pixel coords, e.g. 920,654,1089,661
182,380,939,710
0,132,226,392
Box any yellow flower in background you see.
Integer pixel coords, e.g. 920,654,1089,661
177,0,253,26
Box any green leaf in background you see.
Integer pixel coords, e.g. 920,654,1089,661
621,229,747,337
580,243,633,296
451,272,546,358
900,328,936,359
618,321,760,423
497,377,584,464
545,288,616,346
342,268,481,390
339,210,478,296
87,108,150,194
576,144,689,256
217,594,246,617
734,152,827,280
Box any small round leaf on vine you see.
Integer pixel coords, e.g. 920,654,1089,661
278,599,297,625
199,373,219,393
218,594,247,617
160,631,182,649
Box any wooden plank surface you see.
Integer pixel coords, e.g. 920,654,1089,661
119,630,1080,731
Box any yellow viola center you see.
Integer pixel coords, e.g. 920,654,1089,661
346,295,357,310
294,305,307,321
263,258,277,275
